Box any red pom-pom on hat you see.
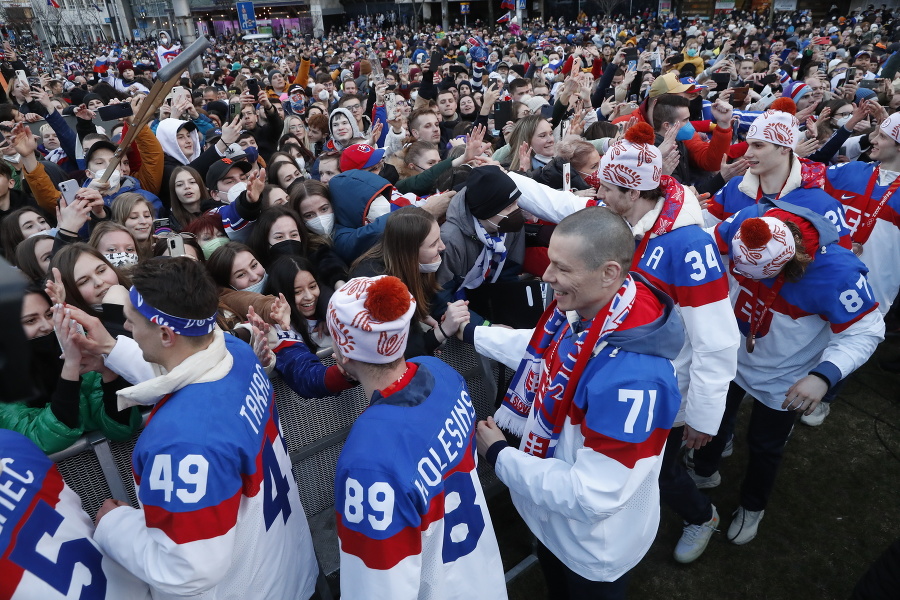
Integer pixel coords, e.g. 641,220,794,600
739,217,773,248
624,122,656,145
364,276,412,322
769,97,797,115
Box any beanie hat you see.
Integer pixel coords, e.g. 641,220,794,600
746,98,800,149
767,208,819,256
464,165,522,219
118,60,134,72
880,112,900,144
855,87,877,103
783,81,809,103
327,276,416,364
731,216,796,280
598,123,662,191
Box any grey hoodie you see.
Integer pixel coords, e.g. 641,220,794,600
328,107,363,152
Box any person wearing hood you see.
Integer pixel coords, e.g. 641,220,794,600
469,206,684,598
436,165,528,299
156,116,240,210
326,107,363,152
328,169,454,263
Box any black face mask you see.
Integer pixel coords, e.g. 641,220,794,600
493,208,526,233
27,333,63,402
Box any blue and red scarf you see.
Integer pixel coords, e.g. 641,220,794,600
494,275,637,458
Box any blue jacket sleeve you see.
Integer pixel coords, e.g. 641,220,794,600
332,218,388,263
372,105,388,147
191,113,215,138
45,110,79,173
273,342,335,399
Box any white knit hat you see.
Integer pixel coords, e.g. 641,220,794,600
731,216,796,280
880,112,900,144
327,276,416,364
746,108,800,149
598,122,662,191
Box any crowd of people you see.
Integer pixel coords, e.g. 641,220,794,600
2,3,900,599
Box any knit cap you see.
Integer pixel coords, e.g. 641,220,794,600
783,81,809,103
327,276,416,364
880,112,900,144
598,123,662,191
465,165,522,219
746,98,800,149
731,216,796,280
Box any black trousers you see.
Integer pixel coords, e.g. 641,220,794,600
693,382,797,512
659,426,714,525
537,543,631,600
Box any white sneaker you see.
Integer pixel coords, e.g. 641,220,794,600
687,467,721,489
674,505,720,563
800,402,831,427
727,507,765,545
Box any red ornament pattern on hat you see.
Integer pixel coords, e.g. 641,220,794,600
602,163,641,187
377,331,407,356
636,145,658,167
328,305,356,354
351,309,385,332
342,278,373,300
763,122,793,146
892,123,900,140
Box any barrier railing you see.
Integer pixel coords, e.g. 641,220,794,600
48,337,518,598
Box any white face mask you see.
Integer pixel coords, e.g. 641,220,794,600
410,91,419,102
418,257,442,273
318,89,329,101
237,272,268,294
104,252,139,268
305,213,335,236
835,115,851,128
295,156,306,171
226,181,247,204
91,168,121,190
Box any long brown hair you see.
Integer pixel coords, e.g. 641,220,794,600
782,220,814,282
48,243,130,318
110,193,156,257
351,206,439,321
169,166,210,229
88,221,143,261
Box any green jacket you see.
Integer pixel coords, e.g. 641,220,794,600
0,371,141,454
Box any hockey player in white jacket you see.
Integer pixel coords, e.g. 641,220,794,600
500,123,739,564
472,206,684,598
92,257,318,600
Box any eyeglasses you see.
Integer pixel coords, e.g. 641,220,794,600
344,103,362,111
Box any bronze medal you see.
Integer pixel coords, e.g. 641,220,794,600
852,241,864,257
746,334,755,353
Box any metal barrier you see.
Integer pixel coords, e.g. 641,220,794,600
48,337,519,598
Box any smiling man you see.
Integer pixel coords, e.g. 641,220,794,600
464,206,684,598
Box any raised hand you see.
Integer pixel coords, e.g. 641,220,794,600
246,167,267,204
268,293,292,330
45,267,66,305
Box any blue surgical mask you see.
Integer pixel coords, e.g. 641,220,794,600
687,48,699,57
237,272,268,295
675,122,696,141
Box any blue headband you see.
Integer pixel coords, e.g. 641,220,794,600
129,286,216,336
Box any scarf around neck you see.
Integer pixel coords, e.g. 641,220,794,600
459,216,509,290
493,274,638,458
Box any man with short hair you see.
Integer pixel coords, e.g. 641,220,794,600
93,257,318,599
239,89,282,162
332,275,508,599
470,206,683,598
508,78,532,101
